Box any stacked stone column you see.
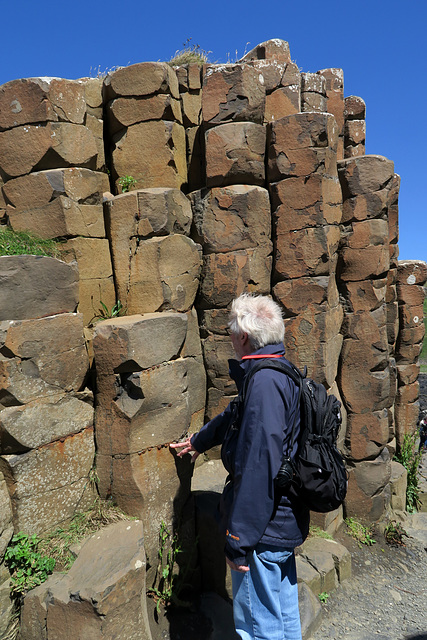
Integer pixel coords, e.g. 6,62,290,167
0,77,114,324
344,96,366,159
0,256,95,535
337,155,396,520
192,62,272,419
268,112,343,391
394,261,427,445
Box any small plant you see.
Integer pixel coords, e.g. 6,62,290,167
345,517,376,546
318,592,329,603
309,525,333,540
394,432,422,512
147,521,182,612
5,532,56,597
92,300,125,322
118,174,137,193
0,228,61,258
384,520,408,546
38,498,135,571
168,38,211,67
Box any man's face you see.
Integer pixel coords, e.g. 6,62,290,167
230,331,252,359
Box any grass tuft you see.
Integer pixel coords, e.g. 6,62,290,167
168,38,211,67
39,498,135,570
0,228,61,258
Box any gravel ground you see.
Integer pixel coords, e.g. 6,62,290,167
309,448,427,640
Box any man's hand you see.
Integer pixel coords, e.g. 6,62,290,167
170,436,200,462
226,557,250,573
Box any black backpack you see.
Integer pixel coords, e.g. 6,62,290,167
240,358,348,513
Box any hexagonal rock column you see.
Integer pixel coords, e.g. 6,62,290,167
0,77,114,325
104,62,187,192
0,313,94,534
337,154,396,521
190,184,272,418
20,520,153,640
105,187,201,314
268,112,343,389
344,95,366,159
318,69,345,161
92,313,206,568
394,261,427,447
239,39,300,124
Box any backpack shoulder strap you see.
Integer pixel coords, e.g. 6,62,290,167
240,358,304,454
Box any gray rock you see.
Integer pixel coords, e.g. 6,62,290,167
20,520,152,640
0,255,79,321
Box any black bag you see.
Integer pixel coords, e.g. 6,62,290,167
241,358,347,513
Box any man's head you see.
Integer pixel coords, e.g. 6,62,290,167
228,294,285,357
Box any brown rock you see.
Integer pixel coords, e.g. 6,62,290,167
396,260,427,286
0,394,93,453
62,236,112,279
77,277,116,327
339,348,391,414
395,380,419,405
339,230,390,282
198,246,272,309
125,235,201,314
245,59,286,94
340,279,387,313
345,449,391,521
111,121,186,191
0,255,79,321
264,86,300,122
342,219,388,250
0,78,86,130
341,187,390,223
387,174,400,245
0,122,98,178
398,302,425,330
106,94,182,133
20,520,152,640
92,313,188,377
301,93,327,113
344,96,366,120
338,155,395,198
396,283,425,306
205,122,266,188
0,428,95,534
104,61,179,100
3,167,108,210
271,175,342,230
0,471,13,558
301,73,326,95
239,39,292,64
273,276,332,315
344,120,365,148
317,69,345,134
181,91,202,127
191,185,271,253
202,64,265,126
394,402,420,447
0,313,88,405
283,304,343,387
81,77,103,109
344,144,365,159
396,363,420,386
8,198,105,240
346,409,389,461
274,224,340,280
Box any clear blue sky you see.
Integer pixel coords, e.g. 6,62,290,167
2,0,425,262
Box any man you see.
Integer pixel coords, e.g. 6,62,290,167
171,293,309,640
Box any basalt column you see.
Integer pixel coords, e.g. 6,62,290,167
268,112,343,391
0,77,114,324
394,261,427,446
337,154,396,521
191,61,272,420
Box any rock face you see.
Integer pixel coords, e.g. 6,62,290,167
92,313,205,568
20,520,152,640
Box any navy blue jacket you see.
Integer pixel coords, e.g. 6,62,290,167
191,342,310,565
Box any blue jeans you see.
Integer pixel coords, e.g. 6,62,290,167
231,543,301,640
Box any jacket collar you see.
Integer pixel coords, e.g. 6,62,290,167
228,343,286,390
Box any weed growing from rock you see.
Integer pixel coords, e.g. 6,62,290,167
345,517,376,546
394,432,422,512
5,532,55,597
38,498,135,571
147,521,183,612
309,525,333,540
117,174,137,193
319,592,329,603
168,38,211,67
384,520,408,546
0,228,61,258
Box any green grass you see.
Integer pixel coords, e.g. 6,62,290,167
168,39,211,67
0,228,61,258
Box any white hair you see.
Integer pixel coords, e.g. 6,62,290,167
228,294,285,350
